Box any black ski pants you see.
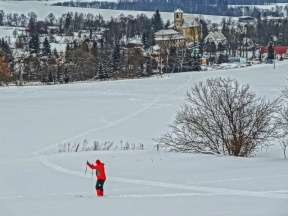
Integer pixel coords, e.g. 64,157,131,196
95,179,105,191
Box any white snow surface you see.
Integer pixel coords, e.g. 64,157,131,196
0,1,234,24
1,62,288,215
0,1,175,21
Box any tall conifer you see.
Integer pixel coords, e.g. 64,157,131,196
151,9,164,32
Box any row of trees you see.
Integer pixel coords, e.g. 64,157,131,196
52,0,286,17
2,7,288,83
154,77,288,158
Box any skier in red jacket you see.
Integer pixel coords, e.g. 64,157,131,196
87,159,106,196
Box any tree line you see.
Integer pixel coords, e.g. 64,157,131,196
52,0,286,16
1,7,288,84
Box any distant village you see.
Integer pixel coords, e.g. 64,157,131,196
1,6,288,85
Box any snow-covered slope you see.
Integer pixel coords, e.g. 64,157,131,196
1,62,288,215
0,1,234,24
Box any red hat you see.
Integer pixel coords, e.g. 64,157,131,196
95,159,100,164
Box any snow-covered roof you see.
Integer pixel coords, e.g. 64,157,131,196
155,29,180,36
174,8,183,13
263,16,285,21
47,26,58,29
206,31,226,41
182,14,199,28
154,29,185,41
152,44,160,51
238,16,255,19
178,14,200,28
128,39,142,45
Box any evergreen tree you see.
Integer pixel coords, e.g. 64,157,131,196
221,18,230,42
98,62,103,79
33,34,40,54
91,40,98,57
65,44,71,61
0,12,4,26
98,61,107,79
48,71,53,83
218,42,225,53
73,40,77,49
64,13,71,31
191,53,201,71
199,18,209,39
148,29,156,46
53,48,59,58
112,40,121,73
62,67,69,83
218,53,228,64
164,19,171,29
0,38,12,62
0,38,10,54
267,41,274,61
42,37,51,57
103,57,111,78
63,74,69,83
151,9,164,32
28,17,36,36
141,33,148,49
145,57,152,76
28,34,40,54
29,39,33,49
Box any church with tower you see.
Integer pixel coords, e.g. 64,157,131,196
153,8,202,49
173,8,201,42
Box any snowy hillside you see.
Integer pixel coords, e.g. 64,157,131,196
1,61,288,215
0,1,234,24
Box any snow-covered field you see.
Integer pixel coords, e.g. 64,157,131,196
0,1,237,24
229,3,288,9
1,61,288,215
0,1,175,21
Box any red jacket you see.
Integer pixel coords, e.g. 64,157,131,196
87,162,106,180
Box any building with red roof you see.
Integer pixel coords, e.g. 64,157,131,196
260,46,288,55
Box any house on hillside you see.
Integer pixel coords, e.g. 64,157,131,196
260,45,288,59
47,26,58,36
154,29,186,48
204,31,227,46
172,8,201,42
240,37,255,51
238,16,256,24
123,39,142,56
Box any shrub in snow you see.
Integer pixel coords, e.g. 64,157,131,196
58,139,144,153
154,77,281,157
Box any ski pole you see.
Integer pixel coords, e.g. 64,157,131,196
92,164,94,177
85,161,88,175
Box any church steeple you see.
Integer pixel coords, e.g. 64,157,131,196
174,7,184,29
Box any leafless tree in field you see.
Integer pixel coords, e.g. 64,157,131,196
276,84,288,159
66,46,95,81
279,136,288,159
154,77,281,157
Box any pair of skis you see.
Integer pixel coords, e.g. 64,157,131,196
75,161,94,198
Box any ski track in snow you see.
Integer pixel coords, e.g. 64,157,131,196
189,175,288,185
31,74,288,200
32,152,288,200
35,74,193,154
0,192,219,200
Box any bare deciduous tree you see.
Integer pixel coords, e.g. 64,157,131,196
154,77,281,157
276,85,288,159
279,136,288,159
66,46,95,81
